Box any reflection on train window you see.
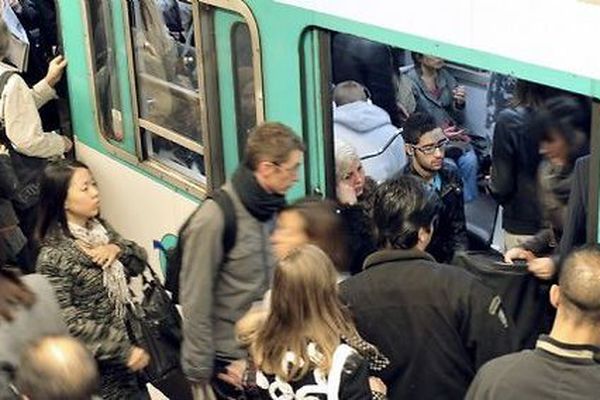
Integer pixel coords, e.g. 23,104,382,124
129,0,206,183
88,1,123,141
232,22,256,155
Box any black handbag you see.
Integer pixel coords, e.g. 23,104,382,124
127,264,182,384
453,250,555,349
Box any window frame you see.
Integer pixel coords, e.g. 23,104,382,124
82,0,265,197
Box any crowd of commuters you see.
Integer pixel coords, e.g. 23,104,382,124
0,3,598,400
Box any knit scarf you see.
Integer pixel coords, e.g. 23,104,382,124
231,165,286,222
68,219,132,319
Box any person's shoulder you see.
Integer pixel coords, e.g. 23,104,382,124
496,106,529,127
469,350,535,396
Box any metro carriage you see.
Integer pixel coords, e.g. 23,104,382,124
24,0,600,271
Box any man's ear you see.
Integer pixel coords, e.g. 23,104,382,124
405,144,414,156
255,160,271,177
550,284,560,309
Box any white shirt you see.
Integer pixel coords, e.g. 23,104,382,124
0,63,66,158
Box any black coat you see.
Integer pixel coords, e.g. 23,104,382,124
338,177,377,275
558,155,589,267
490,107,542,235
339,249,516,400
401,162,468,263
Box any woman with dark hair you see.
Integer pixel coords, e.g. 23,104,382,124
34,159,151,400
0,251,67,399
504,96,590,279
490,80,558,250
271,197,348,274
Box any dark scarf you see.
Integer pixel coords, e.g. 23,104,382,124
232,165,286,222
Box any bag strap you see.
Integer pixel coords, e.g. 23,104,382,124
174,188,237,259
0,71,16,148
210,188,237,256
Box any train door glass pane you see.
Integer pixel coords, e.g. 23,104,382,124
88,1,123,141
129,0,206,183
231,22,255,156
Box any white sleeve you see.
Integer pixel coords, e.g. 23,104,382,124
2,75,66,158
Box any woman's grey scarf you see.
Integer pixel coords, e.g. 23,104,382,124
69,219,132,319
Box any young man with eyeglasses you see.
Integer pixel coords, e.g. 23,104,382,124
399,112,467,263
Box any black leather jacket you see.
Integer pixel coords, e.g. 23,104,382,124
490,107,542,234
401,162,468,263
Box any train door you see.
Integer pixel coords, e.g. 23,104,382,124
300,28,597,255
68,0,266,269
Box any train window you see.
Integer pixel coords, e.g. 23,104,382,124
87,1,123,141
232,22,256,156
127,0,208,184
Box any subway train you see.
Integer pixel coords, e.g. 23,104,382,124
10,0,600,270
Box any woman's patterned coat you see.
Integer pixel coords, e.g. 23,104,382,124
36,220,149,400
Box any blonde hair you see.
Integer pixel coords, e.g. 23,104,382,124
334,139,361,183
249,244,358,380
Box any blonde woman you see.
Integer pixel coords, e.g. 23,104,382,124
242,244,387,400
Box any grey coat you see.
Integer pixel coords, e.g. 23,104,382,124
36,221,148,400
180,182,274,383
0,274,67,400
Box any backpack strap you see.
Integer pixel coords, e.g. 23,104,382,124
210,188,237,255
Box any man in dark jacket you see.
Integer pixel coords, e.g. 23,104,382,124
340,175,515,400
400,112,467,263
466,244,600,399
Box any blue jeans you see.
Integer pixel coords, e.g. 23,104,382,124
446,149,478,203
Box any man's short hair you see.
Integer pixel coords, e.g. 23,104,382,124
15,336,99,400
402,112,438,145
243,122,305,171
333,81,369,107
372,175,441,249
559,245,600,322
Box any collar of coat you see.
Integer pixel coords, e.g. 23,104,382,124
363,248,436,270
401,162,462,198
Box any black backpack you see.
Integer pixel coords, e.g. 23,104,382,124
164,189,237,303
0,71,48,210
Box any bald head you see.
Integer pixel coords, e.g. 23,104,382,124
16,336,99,400
559,245,600,322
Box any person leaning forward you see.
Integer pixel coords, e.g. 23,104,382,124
340,175,516,400
180,122,304,399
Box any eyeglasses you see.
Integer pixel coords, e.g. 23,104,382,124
272,161,301,175
411,138,449,155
